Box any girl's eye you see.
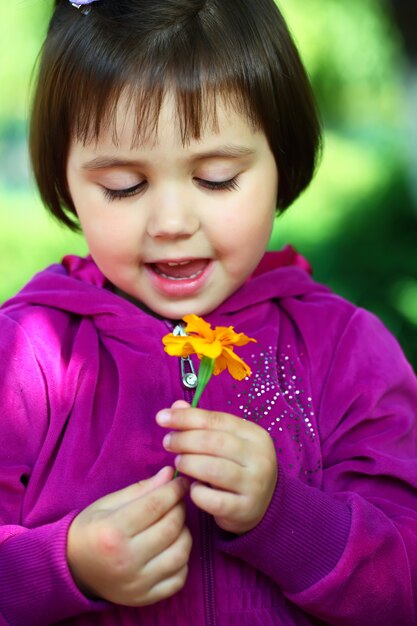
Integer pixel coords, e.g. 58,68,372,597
102,181,146,201
195,177,240,192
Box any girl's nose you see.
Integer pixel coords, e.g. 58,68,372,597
146,189,200,239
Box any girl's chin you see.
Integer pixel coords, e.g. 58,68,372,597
145,293,222,321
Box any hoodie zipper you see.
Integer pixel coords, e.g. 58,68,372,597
200,510,216,626
171,322,216,625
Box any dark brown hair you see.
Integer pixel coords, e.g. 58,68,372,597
30,0,321,231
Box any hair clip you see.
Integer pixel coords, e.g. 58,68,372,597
70,0,100,15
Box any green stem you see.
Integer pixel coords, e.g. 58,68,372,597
173,357,215,479
191,356,215,407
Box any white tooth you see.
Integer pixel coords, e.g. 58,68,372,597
160,270,202,281
166,260,191,267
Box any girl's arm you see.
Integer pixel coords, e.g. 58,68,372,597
0,315,106,625
217,309,417,625
0,314,192,624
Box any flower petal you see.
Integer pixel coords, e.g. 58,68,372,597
183,314,214,340
183,336,223,360
210,325,257,347
162,335,196,357
217,346,252,380
212,353,228,376
233,333,257,347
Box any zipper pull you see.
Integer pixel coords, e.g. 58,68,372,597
173,324,198,389
181,356,198,389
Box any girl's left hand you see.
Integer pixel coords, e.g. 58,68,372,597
156,401,277,535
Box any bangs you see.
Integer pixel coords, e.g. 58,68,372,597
71,73,257,149
67,30,260,148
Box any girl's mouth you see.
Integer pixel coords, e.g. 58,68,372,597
151,259,208,280
146,259,212,296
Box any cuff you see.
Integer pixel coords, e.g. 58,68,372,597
217,467,352,593
0,513,107,626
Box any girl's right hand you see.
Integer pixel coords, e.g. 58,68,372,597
67,466,192,606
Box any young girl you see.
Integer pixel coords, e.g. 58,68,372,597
1,0,417,624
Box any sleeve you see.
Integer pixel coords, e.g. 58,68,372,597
218,308,417,626
0,315,106,626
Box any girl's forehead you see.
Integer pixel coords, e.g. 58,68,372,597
84,89,258,151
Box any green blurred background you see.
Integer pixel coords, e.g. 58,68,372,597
1,0,417,370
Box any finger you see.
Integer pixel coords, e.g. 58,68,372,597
190,481,242,520
163,429,249,467
156,406,258,438
141,524,192,585
112,476,189,537
91,466,174,511
175,453,244,492
131,500,187,563
170,400,191,409
137,564,189,607
190,483,256,534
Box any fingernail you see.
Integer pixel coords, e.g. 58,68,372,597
156,410,171,425
174,455,182,468
171,400,190,408
163,433,172,449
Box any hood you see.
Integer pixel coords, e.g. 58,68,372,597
1,246,328,322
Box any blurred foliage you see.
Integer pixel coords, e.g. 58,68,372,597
0,186,86,301
279,0,405,126
0,0,86,299
0,1,53,125
1,0,417,370
273,0,417,371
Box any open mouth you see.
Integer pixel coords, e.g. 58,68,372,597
151,259,209,281
145,258,213,297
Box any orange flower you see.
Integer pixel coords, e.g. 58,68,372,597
163,314,256,381
164,315,256,479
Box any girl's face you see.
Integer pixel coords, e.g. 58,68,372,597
66,94,278,319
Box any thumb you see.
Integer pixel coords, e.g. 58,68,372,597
90,466,174,511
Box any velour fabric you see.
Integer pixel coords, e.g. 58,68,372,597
0,250,416,625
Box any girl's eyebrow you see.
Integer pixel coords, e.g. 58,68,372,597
192,145,256,160
81,157,143,171
80,145,255,171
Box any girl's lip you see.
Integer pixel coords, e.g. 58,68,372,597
145,259,213,297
